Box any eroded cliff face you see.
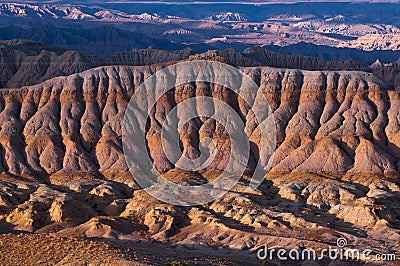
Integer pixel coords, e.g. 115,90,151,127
0,64,397,177
0,65,399,263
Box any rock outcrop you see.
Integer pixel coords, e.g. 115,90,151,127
0,171,399,264
372,62,400,90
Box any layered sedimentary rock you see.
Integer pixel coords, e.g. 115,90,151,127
0,64,396,176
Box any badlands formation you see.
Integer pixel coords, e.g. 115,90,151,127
0,63,399,264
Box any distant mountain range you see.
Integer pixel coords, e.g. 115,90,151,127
0,24,187,56
1,2,400,59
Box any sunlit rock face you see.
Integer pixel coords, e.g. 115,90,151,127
0,64,395,176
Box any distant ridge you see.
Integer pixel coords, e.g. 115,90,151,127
0,40,373,89
264,42,400,64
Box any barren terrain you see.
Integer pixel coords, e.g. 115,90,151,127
0,63,398,264
0,1,400,265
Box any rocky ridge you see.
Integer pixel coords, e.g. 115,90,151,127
0,64,396,176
